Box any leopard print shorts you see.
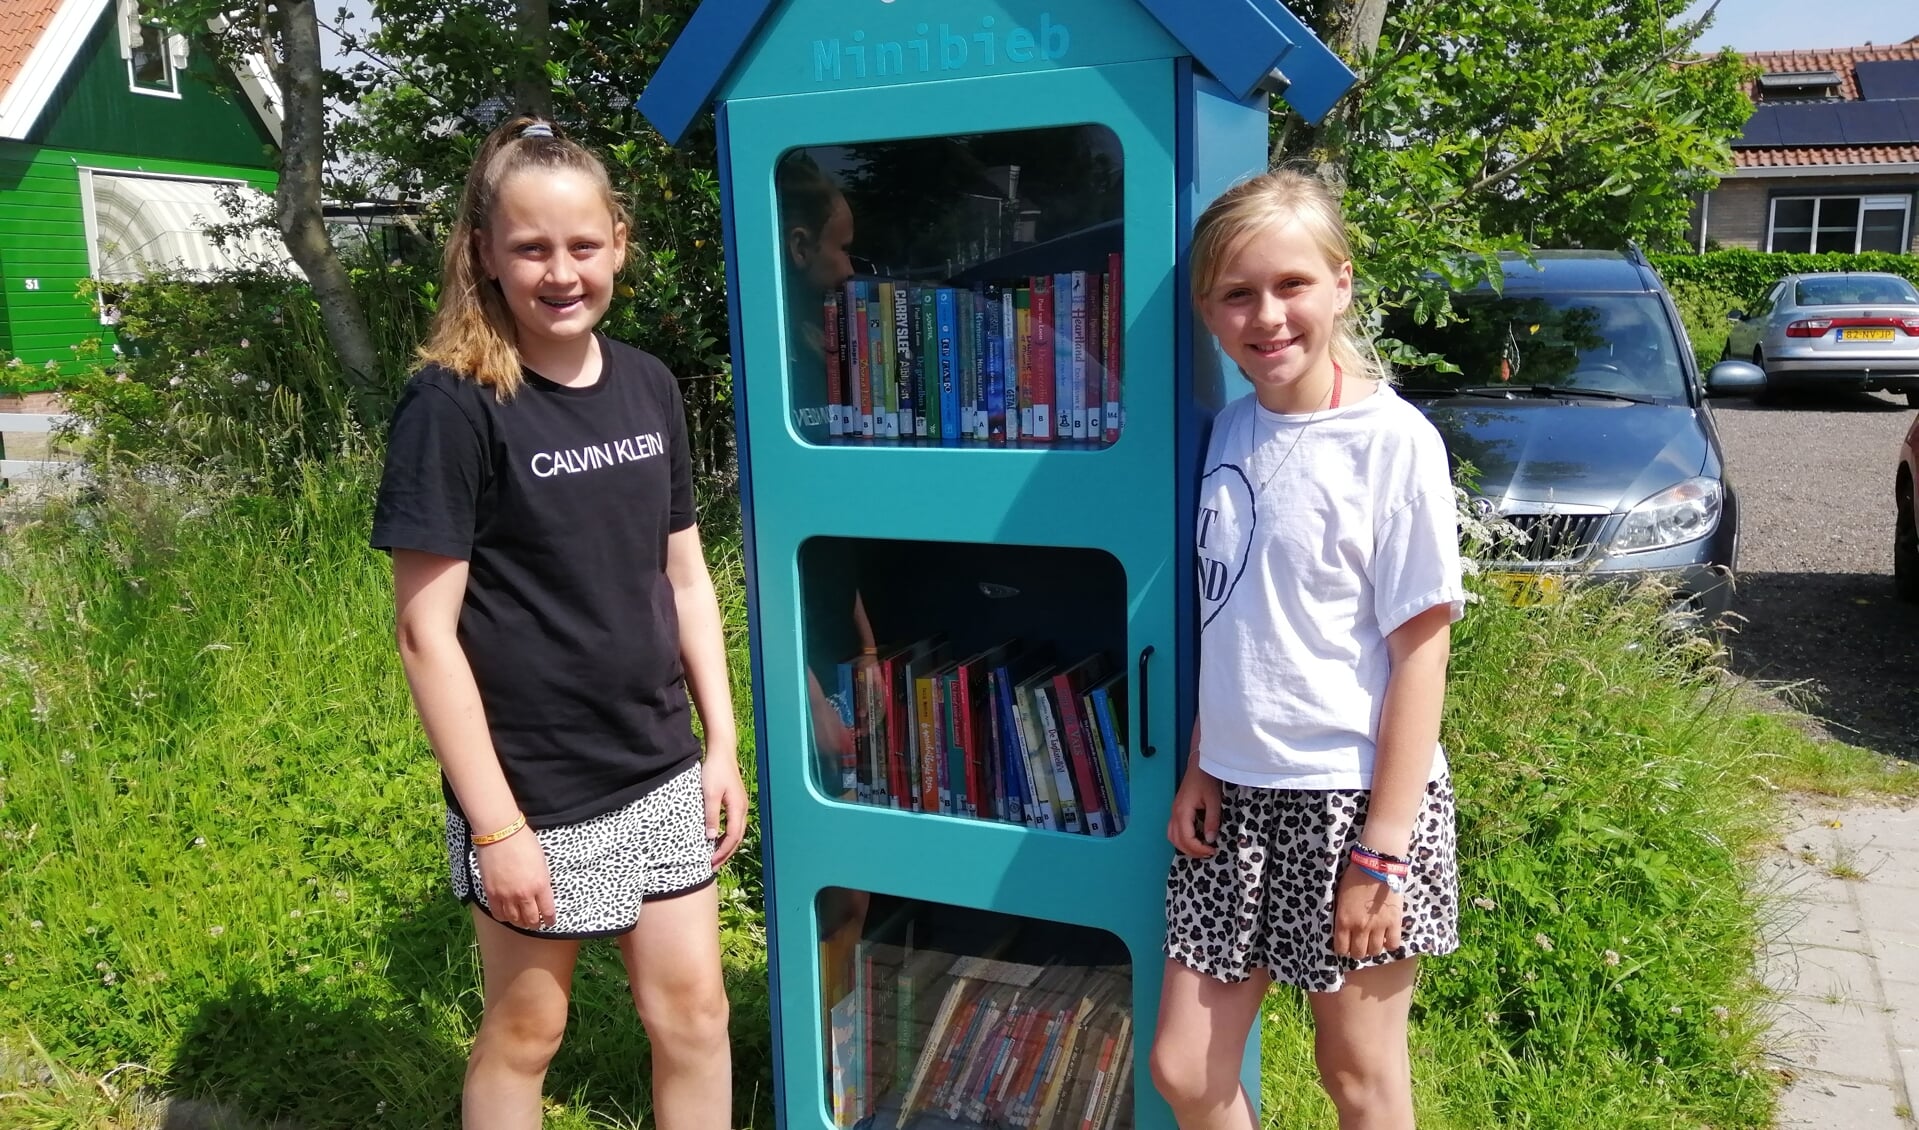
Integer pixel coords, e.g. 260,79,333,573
1164,774,1459,993
447,761,715,939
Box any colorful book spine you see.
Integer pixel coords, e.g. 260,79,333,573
870,284,895,439
1029,276,1055,441
1053,669,1106,836
835,661,857,799
854,283,875,438
915,671,940,814
1002,288,1021,442
918,287,938,439
1054,273,1075,442
1032,683,1083,833
936,287,959,443
1089,680,1129,825
986,286,1007,445
1014,286,1032,440
971,284,990,441
893,282,915,441
1068,270,1089,441
1083,271,1103,446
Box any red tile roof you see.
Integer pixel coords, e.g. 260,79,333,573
1736,144,1919,169
1732,41,1919,169
0,0,64,104
1743,41,1919,101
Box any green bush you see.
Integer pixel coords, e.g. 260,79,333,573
1650,250,1919,309
56,262,433,488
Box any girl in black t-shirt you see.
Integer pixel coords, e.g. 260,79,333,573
372,115,743,1130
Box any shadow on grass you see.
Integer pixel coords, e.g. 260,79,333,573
164,905,472,1128
162,896,776,1129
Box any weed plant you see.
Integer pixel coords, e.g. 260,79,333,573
0,466,1912,1127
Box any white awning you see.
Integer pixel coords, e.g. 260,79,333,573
82,170,297,282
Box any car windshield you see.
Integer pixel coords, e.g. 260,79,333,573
1794,275,1919,306
1383,293,1687,399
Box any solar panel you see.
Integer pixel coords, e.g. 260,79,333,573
1856,60,1919,101
1772,102,1846,145
1837,100,1917,144
1733,104,1784,148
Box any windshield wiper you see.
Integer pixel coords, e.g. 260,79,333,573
1458,384,1659,405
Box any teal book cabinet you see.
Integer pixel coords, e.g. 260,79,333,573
640,4,1351,1127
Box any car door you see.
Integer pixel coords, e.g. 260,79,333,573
1730,283,1784,360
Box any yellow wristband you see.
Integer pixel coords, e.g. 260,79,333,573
471,813,527,847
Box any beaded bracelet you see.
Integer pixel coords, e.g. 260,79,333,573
472,813,527,847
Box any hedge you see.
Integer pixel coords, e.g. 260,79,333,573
1647,250,1919,309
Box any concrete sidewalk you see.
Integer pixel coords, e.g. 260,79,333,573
1759,799,1919,1128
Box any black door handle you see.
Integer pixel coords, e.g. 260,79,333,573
1137,645,1156,758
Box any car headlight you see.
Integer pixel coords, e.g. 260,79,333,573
1609,477,1723,554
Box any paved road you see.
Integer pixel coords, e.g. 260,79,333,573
1712,389,1919,761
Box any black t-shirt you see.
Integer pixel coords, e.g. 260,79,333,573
371,337,701,826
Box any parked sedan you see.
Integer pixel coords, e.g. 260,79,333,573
1724,272,1919,403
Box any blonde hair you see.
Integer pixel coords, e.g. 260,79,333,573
416,114,633,398
1190,167,1388,384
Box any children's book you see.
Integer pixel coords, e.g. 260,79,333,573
1050,654,1110,836
1087,672,1130,827
1027,679,1082,834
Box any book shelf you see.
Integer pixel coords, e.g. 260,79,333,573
638,4,1353,1129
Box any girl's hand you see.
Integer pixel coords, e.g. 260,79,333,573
1332,863,1405,959
476,832,557,931
704,752,749,869
1167,762,1223,858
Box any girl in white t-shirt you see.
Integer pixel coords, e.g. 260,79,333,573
1150,169,1465,1130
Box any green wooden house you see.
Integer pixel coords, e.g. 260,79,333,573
0,0,282,387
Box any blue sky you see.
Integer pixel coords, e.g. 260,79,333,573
1682,0,1916,52
321,1,1917,72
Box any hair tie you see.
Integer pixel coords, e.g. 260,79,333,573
519,121,555,139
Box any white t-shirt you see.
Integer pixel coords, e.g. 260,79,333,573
1196,383,1464,790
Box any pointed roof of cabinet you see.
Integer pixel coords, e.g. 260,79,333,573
637,0,1354,147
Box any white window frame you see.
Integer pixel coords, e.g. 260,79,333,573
1768,194,1913,254
121,2,183,99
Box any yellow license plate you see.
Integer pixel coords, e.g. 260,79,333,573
1839,328,1896,341
1488,572,1564,606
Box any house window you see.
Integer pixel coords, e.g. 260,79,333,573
129,23,173,92
1768,195,1912,254
120,0,183,97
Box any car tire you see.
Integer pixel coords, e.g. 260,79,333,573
1898,476,1919,603
1751,349,1777,406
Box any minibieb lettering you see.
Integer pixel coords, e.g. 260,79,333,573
811,14,1070,83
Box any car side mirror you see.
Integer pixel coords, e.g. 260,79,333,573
1725,310,1745,322
1706,360,1767,397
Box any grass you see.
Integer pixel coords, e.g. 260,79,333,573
0,461,1914,1128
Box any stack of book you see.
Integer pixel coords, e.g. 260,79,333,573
828,639,1130,836
821,257,1124,446
822,908,1134,1130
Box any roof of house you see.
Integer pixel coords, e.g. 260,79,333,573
1731,40,1919,170
636,0,1355,148
0,0,63,99
0,0,281,142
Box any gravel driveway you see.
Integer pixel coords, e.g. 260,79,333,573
1712,389,1919,761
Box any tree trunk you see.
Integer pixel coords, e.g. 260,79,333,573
271,0,382,414
1281,0,1393,177
514,0,551,118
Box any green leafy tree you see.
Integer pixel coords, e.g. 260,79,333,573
1279,0,1755,327
332,0,733,476
148,0,386,418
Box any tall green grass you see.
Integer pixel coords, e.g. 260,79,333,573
0,466,1911,1128
0,461,766,1129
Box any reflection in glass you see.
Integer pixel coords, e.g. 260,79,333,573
817,890,1135,1129
1385,293,1689,400
777,128,1126,448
